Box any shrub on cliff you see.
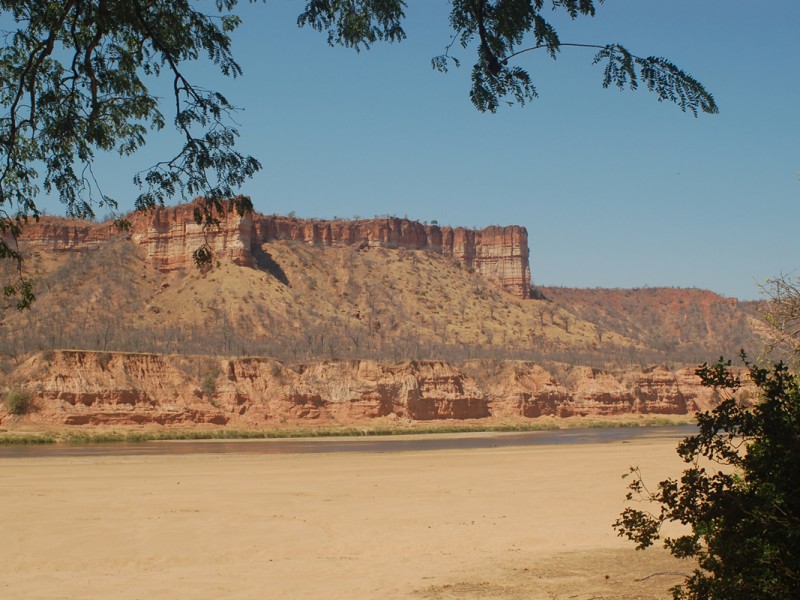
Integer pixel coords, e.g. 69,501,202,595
201,374,217,399
5,390,33,415
614,355,800,599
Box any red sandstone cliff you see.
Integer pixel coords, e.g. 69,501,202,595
0,351,722,427
128,203,256,271
12,199,532,299
9,216,117,252
253,213,531,298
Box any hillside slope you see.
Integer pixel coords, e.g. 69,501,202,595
0,237,632,363
539,286,762,364
0,206,765,367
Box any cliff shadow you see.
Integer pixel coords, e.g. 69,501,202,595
252,245,290,286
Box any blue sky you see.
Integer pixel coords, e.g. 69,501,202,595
45,1,800,300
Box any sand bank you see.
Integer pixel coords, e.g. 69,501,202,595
0,434,692,599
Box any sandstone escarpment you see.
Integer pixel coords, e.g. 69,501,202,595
13,199,532,298
1,351,720,427
128,203,256,272
253,213,531,298
475,361,711,419
9,217,117,253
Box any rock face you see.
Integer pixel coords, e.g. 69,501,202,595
9,217,118,253
478,362,713,419
13,198,532,298
128,203,255,272
1,351,719,427
253,213,531,298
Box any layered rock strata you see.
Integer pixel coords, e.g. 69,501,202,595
1,351,720,427
13,199,532,298
128,203,255,272
253,213,531,298
9,217,118,253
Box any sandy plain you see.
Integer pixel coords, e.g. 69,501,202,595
0,432,694,599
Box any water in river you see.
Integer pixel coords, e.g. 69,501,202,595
0,425,695,459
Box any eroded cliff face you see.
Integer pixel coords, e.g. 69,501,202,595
1,351,719,427
253,214,531,298
477,362,712,419
13,199,532,298
10,217,118,253
128,203,256,271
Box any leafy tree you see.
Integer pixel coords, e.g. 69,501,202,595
299,1,717,115
0,0,262,308
0,0,717,308
614,355,800,599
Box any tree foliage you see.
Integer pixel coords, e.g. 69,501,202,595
425,0,718,115
614,354,800,599
0,0,259,307
0,1,716,308
301,1,717,115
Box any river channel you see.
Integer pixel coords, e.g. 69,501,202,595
0,425,695,459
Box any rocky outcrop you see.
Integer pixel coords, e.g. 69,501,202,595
477,362,712,419
12,198,532,298
9,217,117,253
253,214,531,298
128,203,255,271
632,365,695,414
1,351,721,427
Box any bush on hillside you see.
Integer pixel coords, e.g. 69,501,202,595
6,390,33,415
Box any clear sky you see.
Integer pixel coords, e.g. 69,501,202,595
40,1,800,300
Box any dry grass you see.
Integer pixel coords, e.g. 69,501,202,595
0,416,692,446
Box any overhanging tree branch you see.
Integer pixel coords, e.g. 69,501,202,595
430,1,717,115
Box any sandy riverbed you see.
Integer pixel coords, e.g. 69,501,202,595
0,433,693,599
